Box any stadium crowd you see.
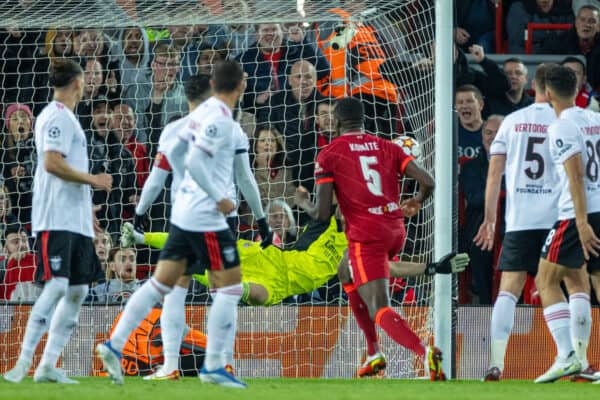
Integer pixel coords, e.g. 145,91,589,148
0,0,598,308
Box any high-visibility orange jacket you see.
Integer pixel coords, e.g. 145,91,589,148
315,8,398,103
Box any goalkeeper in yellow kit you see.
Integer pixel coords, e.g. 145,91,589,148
121,218,468,306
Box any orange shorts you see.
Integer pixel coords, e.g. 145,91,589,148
348,230,406,287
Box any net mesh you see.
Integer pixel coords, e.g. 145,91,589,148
0,0,437,378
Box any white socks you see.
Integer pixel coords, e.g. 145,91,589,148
489,291,517,370
161,285,188,373
17,277,67,365
38,285,88,369
110,278,171,352
204,284,243,371
543,302,573,359
569,293,591,369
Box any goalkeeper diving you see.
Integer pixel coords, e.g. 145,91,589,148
121,216,468,306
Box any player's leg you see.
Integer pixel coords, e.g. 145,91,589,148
97,226,191,384
534,261,581,382
199,230,246,388
145,274,191,381
3,231,71,383
337,253,383,376
485,271,526,381
563,269,593,379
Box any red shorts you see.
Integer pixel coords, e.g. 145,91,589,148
348,228,406,287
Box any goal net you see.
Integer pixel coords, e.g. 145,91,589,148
0,0,441,378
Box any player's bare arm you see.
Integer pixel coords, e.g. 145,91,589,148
400,160,435,217
563,153,600,259
45,150,112,191
315,181,335,222
295,185,318,219
474,154,506,251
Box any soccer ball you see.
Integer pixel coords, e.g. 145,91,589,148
393,135,421,160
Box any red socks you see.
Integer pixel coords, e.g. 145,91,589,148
375,306,425,357
343,284,380,356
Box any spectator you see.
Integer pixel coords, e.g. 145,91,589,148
561,56,600,111
221,0,255,58
238,23,329,113
455,44,511,103
266,199,297,248
251,125,296,208
459,115,503,304
0,223,39,302
196,44,228,75
260,60,323,193
456,0,496,53
573,0,600,15
486,58,533,117
126,42,187,157
87,99,137,238
109,102,149,208
114,26,150,100
89,247,140,303
30,28,74,115
0,29,39,110
77,58,108,131
315,98,337,148
94,230,113,275
72,28,116,70
1,104,35,226
541,5,600,91
507,0,573,54
456,84,485,166
167,25,198,82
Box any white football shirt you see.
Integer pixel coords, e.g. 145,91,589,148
32,101,94,238
171,97,248,232
548,106,600,220
489,103,559,231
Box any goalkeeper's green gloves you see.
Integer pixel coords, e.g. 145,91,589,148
425,252,470,275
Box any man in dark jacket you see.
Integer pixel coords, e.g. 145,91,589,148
541,5,600,91
455,43,511,102
485,58,533,117
238,23,329,114
460,115,503,304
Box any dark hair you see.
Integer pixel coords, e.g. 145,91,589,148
334,97,364,129
504,57,524,66
455,84,484,102
5,222,24,237
184,74,211,103
545,64,578,99
252,124,285,168
533,62,556,92
317,97,337,110
212,60,244,93
48,58,83,88
560,56,586,73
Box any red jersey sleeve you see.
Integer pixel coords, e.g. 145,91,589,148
393,142,415,176
154,152,171,172
315,148,334,185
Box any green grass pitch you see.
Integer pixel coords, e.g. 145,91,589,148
0,378,598,400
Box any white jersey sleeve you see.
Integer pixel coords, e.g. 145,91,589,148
489,119,509,156
549,119,582,164
41,112,75,156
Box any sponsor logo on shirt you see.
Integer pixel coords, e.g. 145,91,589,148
206,124,218,138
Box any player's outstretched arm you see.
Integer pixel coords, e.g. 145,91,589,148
473,154,506,251
564,153,600,259
234,151,273,247
400,161,435,217
389,252,470,277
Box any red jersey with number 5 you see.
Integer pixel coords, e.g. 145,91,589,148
315,132,415,242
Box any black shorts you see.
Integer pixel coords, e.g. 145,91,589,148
498,229,549,274
159,224,240,274
540,212,600,271
35,231,100,285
